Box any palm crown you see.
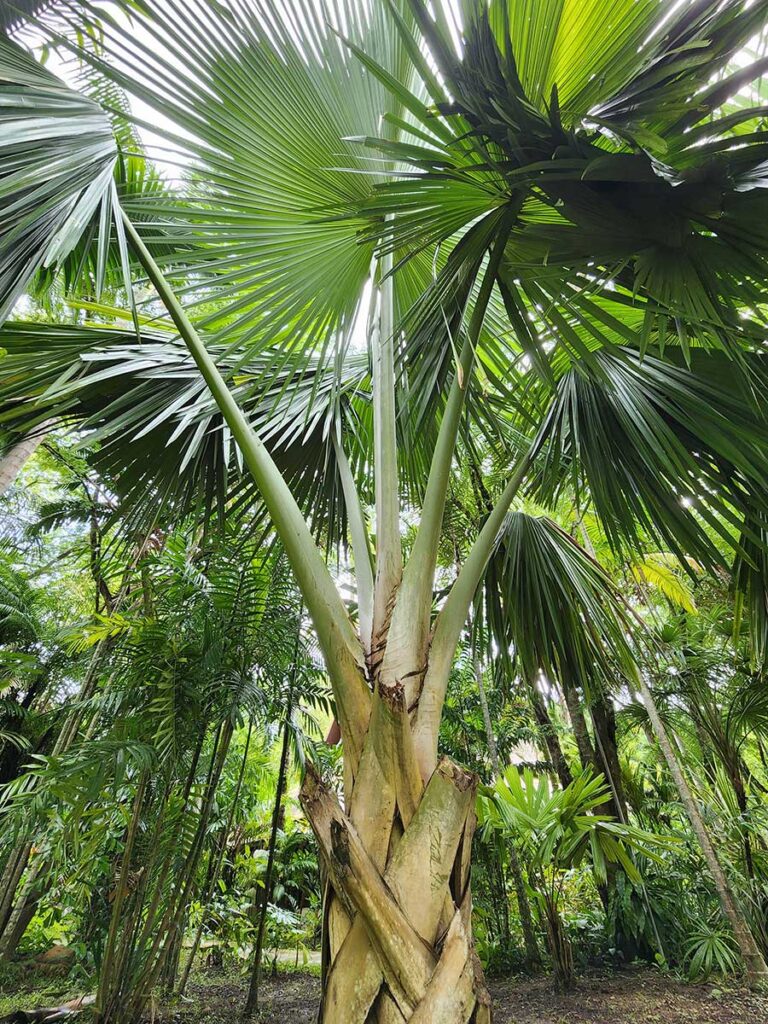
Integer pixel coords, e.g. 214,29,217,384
3,0,768,1016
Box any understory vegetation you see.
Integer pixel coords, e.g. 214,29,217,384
2,428,768,1015
2,1,768,1022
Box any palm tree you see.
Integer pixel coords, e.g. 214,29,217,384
481,766,669,991
3,1,768,1017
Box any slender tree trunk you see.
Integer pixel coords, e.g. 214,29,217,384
161,927,183,995
96,772,149,1016
560,681,598,775
560,680,621,820
178,723,253,997
123,724,234,1019
527,684,572,789
0,426,50,494
472,652,540,969
0,859,42,959
637,673,768,989
0,841,32,938
728,763,755,880
559,680,617,915
542,897,574,993
589,686,628,821
243,698,293,1016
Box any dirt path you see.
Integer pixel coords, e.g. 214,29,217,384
490,969,768,1023
177,966,768,1023
4,962,767,1023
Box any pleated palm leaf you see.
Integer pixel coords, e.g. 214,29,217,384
480,765,670,989
364,1,768,352
2,0,768,1016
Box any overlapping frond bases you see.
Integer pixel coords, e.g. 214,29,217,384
356,0,768,361
0,35,117,323
0,317,371,540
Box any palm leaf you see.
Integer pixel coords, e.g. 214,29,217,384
42,0,419,359
530,347,768,570
360,1,768,358
0,34,117,322
483,510,639,695
0,317,373,544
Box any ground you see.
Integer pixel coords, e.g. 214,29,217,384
3,961,768,1024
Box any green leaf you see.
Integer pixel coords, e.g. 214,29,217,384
0,35,117,322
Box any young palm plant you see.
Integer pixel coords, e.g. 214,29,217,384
480,766,668,991
3,1,768,1017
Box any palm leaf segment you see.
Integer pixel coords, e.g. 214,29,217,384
483,510,638,697
47,0,419,356
531,347,768,571
0,319,370,537
0,35,118,323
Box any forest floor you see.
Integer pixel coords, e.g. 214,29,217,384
2,960,768,1023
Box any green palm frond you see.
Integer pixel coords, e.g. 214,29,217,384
0,317,372,539
531,347,768,570
482,765,673,883
359,1,768,358
483,510,639,694
0,1,52,31
0,35,117,322
43,0,418,355
631,555,697,615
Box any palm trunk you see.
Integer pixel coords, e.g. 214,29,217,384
728,762,755,880
589,687,628,821
472,652,540,969
96,772,149,1016
637,673,768,989
527,685,572,789
561,680,620,821
0,841,32,938
542,897,573,993
301,683,492,1024
0,859,42,959
125,215,524,1024
243,698,293,1016
561,681,598,775
178,723,253,997
123,724,234,1019
0,425,50,494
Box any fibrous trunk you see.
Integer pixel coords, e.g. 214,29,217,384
300,684,492,1024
